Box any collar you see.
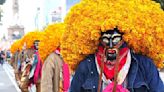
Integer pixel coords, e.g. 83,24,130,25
95,49,131,88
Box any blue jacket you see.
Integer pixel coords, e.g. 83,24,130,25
70,53,164,92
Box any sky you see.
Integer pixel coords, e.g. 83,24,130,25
0,0,80,39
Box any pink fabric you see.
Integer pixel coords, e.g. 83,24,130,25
62,62,70,91
103,82,129,92
34,51,42,84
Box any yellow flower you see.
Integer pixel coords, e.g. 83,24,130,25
10,39,23,54
61,0,164,71
21,30,44,49
39,23,65,62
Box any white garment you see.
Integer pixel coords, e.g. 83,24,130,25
95,50,131,89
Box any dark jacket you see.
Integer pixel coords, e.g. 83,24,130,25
0,51,5,60
70,52,164,92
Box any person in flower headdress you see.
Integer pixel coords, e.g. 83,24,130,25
60,0,164,91
40,23,70,92
18,31,43,92
10,39,23,86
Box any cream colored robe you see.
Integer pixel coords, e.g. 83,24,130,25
41,52,63,92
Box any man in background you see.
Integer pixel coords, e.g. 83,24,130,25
0,50,5,66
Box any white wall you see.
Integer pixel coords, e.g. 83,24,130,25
1,0,12,38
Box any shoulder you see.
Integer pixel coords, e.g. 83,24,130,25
133,54,152,62
45,52,61,61
132,53,157,69
44,53,57,65
81,54,94,62
79,54,95,66
76,54,95,72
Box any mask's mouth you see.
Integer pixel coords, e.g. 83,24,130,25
105,49,118,63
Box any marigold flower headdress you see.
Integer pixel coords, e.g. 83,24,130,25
39,23,65,62
21,30,44,49
10,39,23,54
61,0,164,71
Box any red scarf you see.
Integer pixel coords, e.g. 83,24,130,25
96,46,129,80
34,51,42,84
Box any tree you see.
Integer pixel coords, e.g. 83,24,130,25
154,0,164,10
0,0,5,5
0,7,3,22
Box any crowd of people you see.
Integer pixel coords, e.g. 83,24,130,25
9,0,164,92
0,50,11,66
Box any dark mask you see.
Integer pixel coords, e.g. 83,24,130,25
34,40,40,50
100,28,123,61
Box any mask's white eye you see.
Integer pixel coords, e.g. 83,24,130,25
102,34,111,38
102,38,109,44
112,37,121,43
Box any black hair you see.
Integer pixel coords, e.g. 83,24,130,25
33,40,40,44
101,27,124,36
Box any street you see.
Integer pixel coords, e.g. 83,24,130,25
0,62,21,92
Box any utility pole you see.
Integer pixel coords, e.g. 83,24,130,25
0,6,3,25
0,12,1,22
0,11,2,22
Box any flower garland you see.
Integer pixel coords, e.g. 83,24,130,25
61,0,164,71
38,23,65,63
